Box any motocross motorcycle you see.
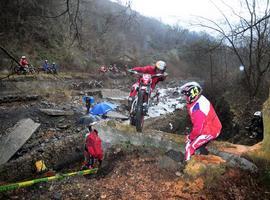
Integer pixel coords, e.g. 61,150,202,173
13,65,36,75
128,70,166,132
46,66,57,74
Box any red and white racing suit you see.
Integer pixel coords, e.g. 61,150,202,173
129,65,166,97
185,95,222,161
19,58,29,68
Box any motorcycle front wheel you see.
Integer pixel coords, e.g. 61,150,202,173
135,90,146,132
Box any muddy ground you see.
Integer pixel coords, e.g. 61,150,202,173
0,72,269,199
0,73,129,156
0,72,182,161
1,146,269,200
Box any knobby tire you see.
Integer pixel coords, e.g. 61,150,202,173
135,90,145,132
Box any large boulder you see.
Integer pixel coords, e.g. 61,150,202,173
184,155,226,178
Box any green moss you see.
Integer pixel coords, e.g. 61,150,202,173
107,120,116,128
261,170,270,187
204,165,226,188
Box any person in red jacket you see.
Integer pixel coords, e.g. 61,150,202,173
128,60,168,108
180,82,222,161
19,56,29,70
82,122,103,169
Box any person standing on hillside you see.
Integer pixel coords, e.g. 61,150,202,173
180,82,222,161
42,60,49,72
82,122,103,169
127,60,168,108
49,62,58,74
82,96,94,114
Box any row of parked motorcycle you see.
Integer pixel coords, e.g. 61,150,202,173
13,65,57,75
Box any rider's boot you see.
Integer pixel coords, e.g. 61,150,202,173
198,145,209,155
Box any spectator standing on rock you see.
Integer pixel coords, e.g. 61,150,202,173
82,96,95,114
180,82,222,161
82,122,103,169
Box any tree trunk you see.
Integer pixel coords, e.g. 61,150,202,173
262,92,270,152
209,53,213,89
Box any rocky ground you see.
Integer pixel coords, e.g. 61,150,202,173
1,146,269,200
0,72,269,199
0,72,184,162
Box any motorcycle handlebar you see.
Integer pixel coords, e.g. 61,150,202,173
128,70,168,77
127,69,138,74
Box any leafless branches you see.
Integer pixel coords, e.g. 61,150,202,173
42,0,70,18
195,0,270,97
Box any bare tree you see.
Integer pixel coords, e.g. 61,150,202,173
197,0,270,97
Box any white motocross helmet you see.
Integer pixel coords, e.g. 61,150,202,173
155,60,166,71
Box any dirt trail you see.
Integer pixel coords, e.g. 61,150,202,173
0,73,269,199
1,147,268,200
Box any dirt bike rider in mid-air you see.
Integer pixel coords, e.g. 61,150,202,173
127,60,168,109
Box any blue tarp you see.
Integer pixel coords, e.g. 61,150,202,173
90,102,117,115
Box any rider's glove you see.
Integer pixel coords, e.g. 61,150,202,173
128,69,138,74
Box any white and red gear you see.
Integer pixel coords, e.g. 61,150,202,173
155,60,166,71
180,81,202,104
19,56,29,68
184,95,222,161
99,65,107,73
128,65,166,97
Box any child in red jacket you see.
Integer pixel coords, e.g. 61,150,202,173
82,122,103,169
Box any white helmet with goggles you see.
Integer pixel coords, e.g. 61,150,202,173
155,60,166,71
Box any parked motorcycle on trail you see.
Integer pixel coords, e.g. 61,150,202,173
46,66,57,74
13,65,36,75
128,70,167,132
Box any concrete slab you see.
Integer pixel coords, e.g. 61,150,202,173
105,111,129,120
0,118,40,165
101,89,129,100
83,89,102,97
0,95,39,103
40,109,74,116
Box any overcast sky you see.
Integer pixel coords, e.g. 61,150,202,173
112,0,267,32
127,0,235,23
